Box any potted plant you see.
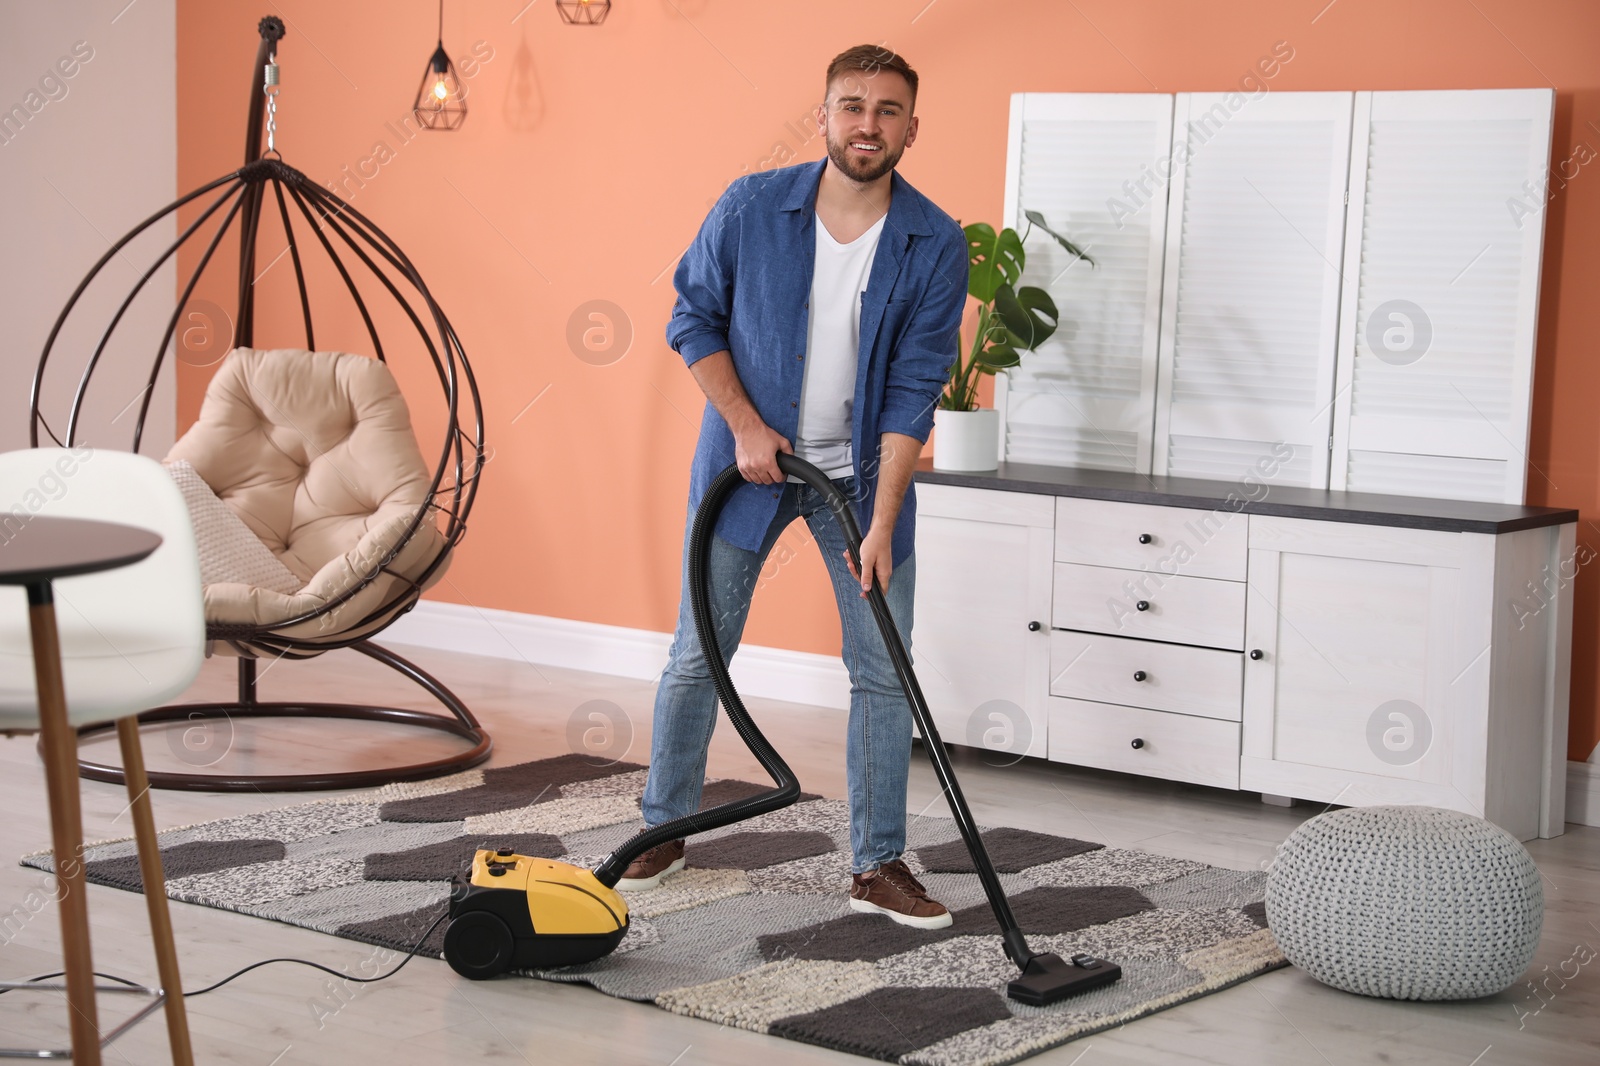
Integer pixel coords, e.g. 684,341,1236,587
933,210,1093,472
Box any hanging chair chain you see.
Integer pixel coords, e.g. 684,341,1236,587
264,52,281,156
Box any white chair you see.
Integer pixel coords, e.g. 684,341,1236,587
0,447,199,1065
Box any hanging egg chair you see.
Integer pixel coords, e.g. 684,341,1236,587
30,16,492,791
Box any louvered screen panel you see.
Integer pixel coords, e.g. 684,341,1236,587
1166,435,1314,485
1004,399,1141,468
1345,450,1506,503
998,93,1173,472
1331,90,1554,504
1152,92,1353,489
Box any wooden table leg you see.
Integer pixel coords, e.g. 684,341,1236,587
28,585,102,1066
116,716,194,1066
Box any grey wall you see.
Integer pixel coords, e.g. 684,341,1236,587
1,0,177,455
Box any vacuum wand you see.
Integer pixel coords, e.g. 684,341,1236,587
780,455,1120,1003
780,458,1029,962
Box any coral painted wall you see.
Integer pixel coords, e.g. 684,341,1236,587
175,0,1600,760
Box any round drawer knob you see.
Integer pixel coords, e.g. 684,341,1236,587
1028,620,1042,632
1130,738,1145,750
1138,532,1153,544
1250,649,1264,660
1133,670,1147,682
1136,600,1150,612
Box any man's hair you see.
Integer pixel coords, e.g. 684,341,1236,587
825,45,918,113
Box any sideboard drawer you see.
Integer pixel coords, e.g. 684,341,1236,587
1055,497,1247,581
1051,562,1246,650
1050,630,1242,721
1048,697,1241,789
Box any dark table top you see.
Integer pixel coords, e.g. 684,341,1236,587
914,460,1579,535
0,516,163,586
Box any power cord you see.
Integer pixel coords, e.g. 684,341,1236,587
0,909,448,999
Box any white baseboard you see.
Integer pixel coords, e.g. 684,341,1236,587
382,599,853,710
1568,760,1600,828
383,601,1600,827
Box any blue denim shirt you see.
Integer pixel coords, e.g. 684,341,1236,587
666,159,968,565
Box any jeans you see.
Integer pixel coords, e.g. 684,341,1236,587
641,477,917,874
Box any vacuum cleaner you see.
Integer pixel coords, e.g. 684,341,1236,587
442,454,1122,1005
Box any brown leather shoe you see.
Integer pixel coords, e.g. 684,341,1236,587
615,838,685,892
849,859,952,929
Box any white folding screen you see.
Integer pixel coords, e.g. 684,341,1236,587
1151,91,1352,487
996,93,1173,473
1330,89,1554,504
997,89,1554,505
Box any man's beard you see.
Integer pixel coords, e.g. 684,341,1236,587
825,132,902,183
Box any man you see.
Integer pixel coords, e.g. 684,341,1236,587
625,44,967,930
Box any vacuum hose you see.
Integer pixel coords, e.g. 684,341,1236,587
591,455,1037,973
590,458,805,886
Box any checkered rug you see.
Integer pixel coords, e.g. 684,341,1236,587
22,755,1287,1064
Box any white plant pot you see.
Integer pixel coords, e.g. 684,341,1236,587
932,407,1000,472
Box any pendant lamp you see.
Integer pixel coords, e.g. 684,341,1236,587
414,0,467,130
557,0,612,25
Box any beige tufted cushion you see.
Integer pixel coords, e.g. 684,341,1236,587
165,347,449,640
164,459,303,594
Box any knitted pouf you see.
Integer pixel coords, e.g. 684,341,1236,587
1265,805,1543,1000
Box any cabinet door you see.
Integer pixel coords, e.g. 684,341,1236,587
1241,516,1495,817
912,485,1054,759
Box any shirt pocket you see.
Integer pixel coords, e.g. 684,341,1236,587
881,295,917,340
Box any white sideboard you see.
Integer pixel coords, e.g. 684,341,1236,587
911,463,1577,840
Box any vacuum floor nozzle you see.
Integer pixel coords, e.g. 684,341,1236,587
1006,952,1123,1006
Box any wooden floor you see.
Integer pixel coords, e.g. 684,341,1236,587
1,644,1596,1065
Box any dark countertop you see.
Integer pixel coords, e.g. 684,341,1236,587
914,460,1579,535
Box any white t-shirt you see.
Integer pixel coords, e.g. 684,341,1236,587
792,211,887,480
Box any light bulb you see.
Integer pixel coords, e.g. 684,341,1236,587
415,41,466,129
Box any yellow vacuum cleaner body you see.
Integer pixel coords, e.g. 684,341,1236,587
443,849,629,979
